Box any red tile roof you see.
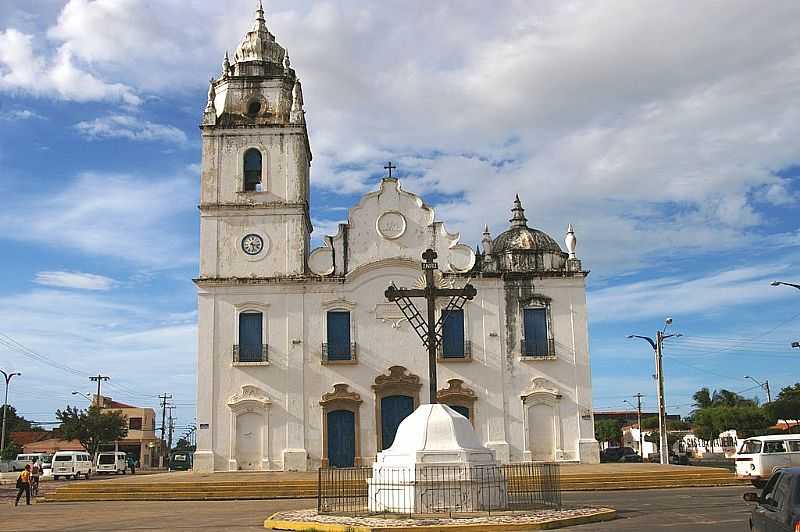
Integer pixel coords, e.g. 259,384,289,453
10,431,50,446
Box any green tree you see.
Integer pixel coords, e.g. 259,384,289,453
764,383,800,432
594,420,622,445
1,405,40,433
55,405,128,456
692,405,771,440
174,437,195,452
0,440,22,460
693,388,713,411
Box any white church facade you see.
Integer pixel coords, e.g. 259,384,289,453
194,4,599,473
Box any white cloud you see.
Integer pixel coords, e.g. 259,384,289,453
0,288,196,418
0,172,197,267
1,0,799,277
588,263,797,323
75,114,187,144
34,271,116,291
0,108,44,120
0,28,139,105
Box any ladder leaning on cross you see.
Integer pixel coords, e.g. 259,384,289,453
384,248,477,404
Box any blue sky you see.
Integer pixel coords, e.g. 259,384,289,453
0,1,799,435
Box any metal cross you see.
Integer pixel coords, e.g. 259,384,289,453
385,249,477,403
384,161,397,178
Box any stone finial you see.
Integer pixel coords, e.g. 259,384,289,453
290,79,305,124
222,51,231,78
283,50,291,72
205,78,216,111
565,223,577,259
509,194,528,228
481,224,493,255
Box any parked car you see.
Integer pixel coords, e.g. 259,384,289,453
743,467,800,531
13,453,49,471
52,451,92,480
736,435,800,488
96,452,127,475
169,451,193,471
600,446,639,463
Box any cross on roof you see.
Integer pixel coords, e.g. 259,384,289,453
384,161,397,178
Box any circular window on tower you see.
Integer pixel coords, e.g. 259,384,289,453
246,100,261,117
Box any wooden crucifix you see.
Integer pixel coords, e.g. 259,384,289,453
385,248,477,403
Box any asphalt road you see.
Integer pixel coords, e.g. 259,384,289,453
0,486,754,531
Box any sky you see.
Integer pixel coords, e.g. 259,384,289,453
0,0,799,438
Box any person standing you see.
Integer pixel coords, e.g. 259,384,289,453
30,457,41,496
15,464,31,506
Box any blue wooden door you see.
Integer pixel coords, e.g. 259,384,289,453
450,405,470,421
327,410,356,468
523,308,547,356
381,395,414,450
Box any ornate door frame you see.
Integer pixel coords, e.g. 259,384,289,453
372,366,421,452
227,385,272,471
320,384,363,467
521,377,563,462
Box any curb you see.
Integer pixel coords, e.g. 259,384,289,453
264,508,617,531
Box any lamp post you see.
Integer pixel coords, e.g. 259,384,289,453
1,370,22,455
744,376,772,403
71,391,93,402
771,282,800,350
771,281,800,291
628,318,681,465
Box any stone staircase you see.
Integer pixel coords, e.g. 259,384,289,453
44,466,744,502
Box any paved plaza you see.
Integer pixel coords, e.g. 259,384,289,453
0,486,752,532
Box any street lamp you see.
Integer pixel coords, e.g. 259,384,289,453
1,370,22,455
744,376,772,403
71,391,93,402
771,281,800,291
627,318,681,465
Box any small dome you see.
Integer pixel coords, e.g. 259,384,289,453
384,404,485,455
492,196,563,253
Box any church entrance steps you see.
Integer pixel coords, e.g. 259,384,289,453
43,464,743,502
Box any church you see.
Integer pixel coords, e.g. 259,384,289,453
193,4,599,473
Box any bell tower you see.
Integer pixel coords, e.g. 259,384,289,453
199,2,311,278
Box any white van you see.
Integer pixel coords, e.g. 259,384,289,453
13,453,49,471
96,452,127,475
735,435,800,486
52,451,92,480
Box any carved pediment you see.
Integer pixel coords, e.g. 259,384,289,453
437,379,476,404
373,365,421,390
320,384,362,407
228,385,271,411
521,377,561,400
307,178,476,276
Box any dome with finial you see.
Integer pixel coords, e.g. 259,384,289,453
232,1,286,69
492,195,563,254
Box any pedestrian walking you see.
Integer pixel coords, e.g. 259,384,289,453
127,455,136,475
30,457,41,497
15,464,32,506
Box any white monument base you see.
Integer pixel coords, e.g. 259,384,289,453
368,404,507,513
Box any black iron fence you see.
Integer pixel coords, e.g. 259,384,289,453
318,462,560,517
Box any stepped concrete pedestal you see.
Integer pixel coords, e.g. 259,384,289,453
368,404,507,513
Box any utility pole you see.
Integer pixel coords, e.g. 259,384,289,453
745,376,772,403
89,374,110,408
655,332,669,465
158,393,172,467
1,370,22,454
628,318,681,465
166,406,175,455
633,393,644,457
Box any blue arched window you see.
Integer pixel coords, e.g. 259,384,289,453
244,148,262,192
